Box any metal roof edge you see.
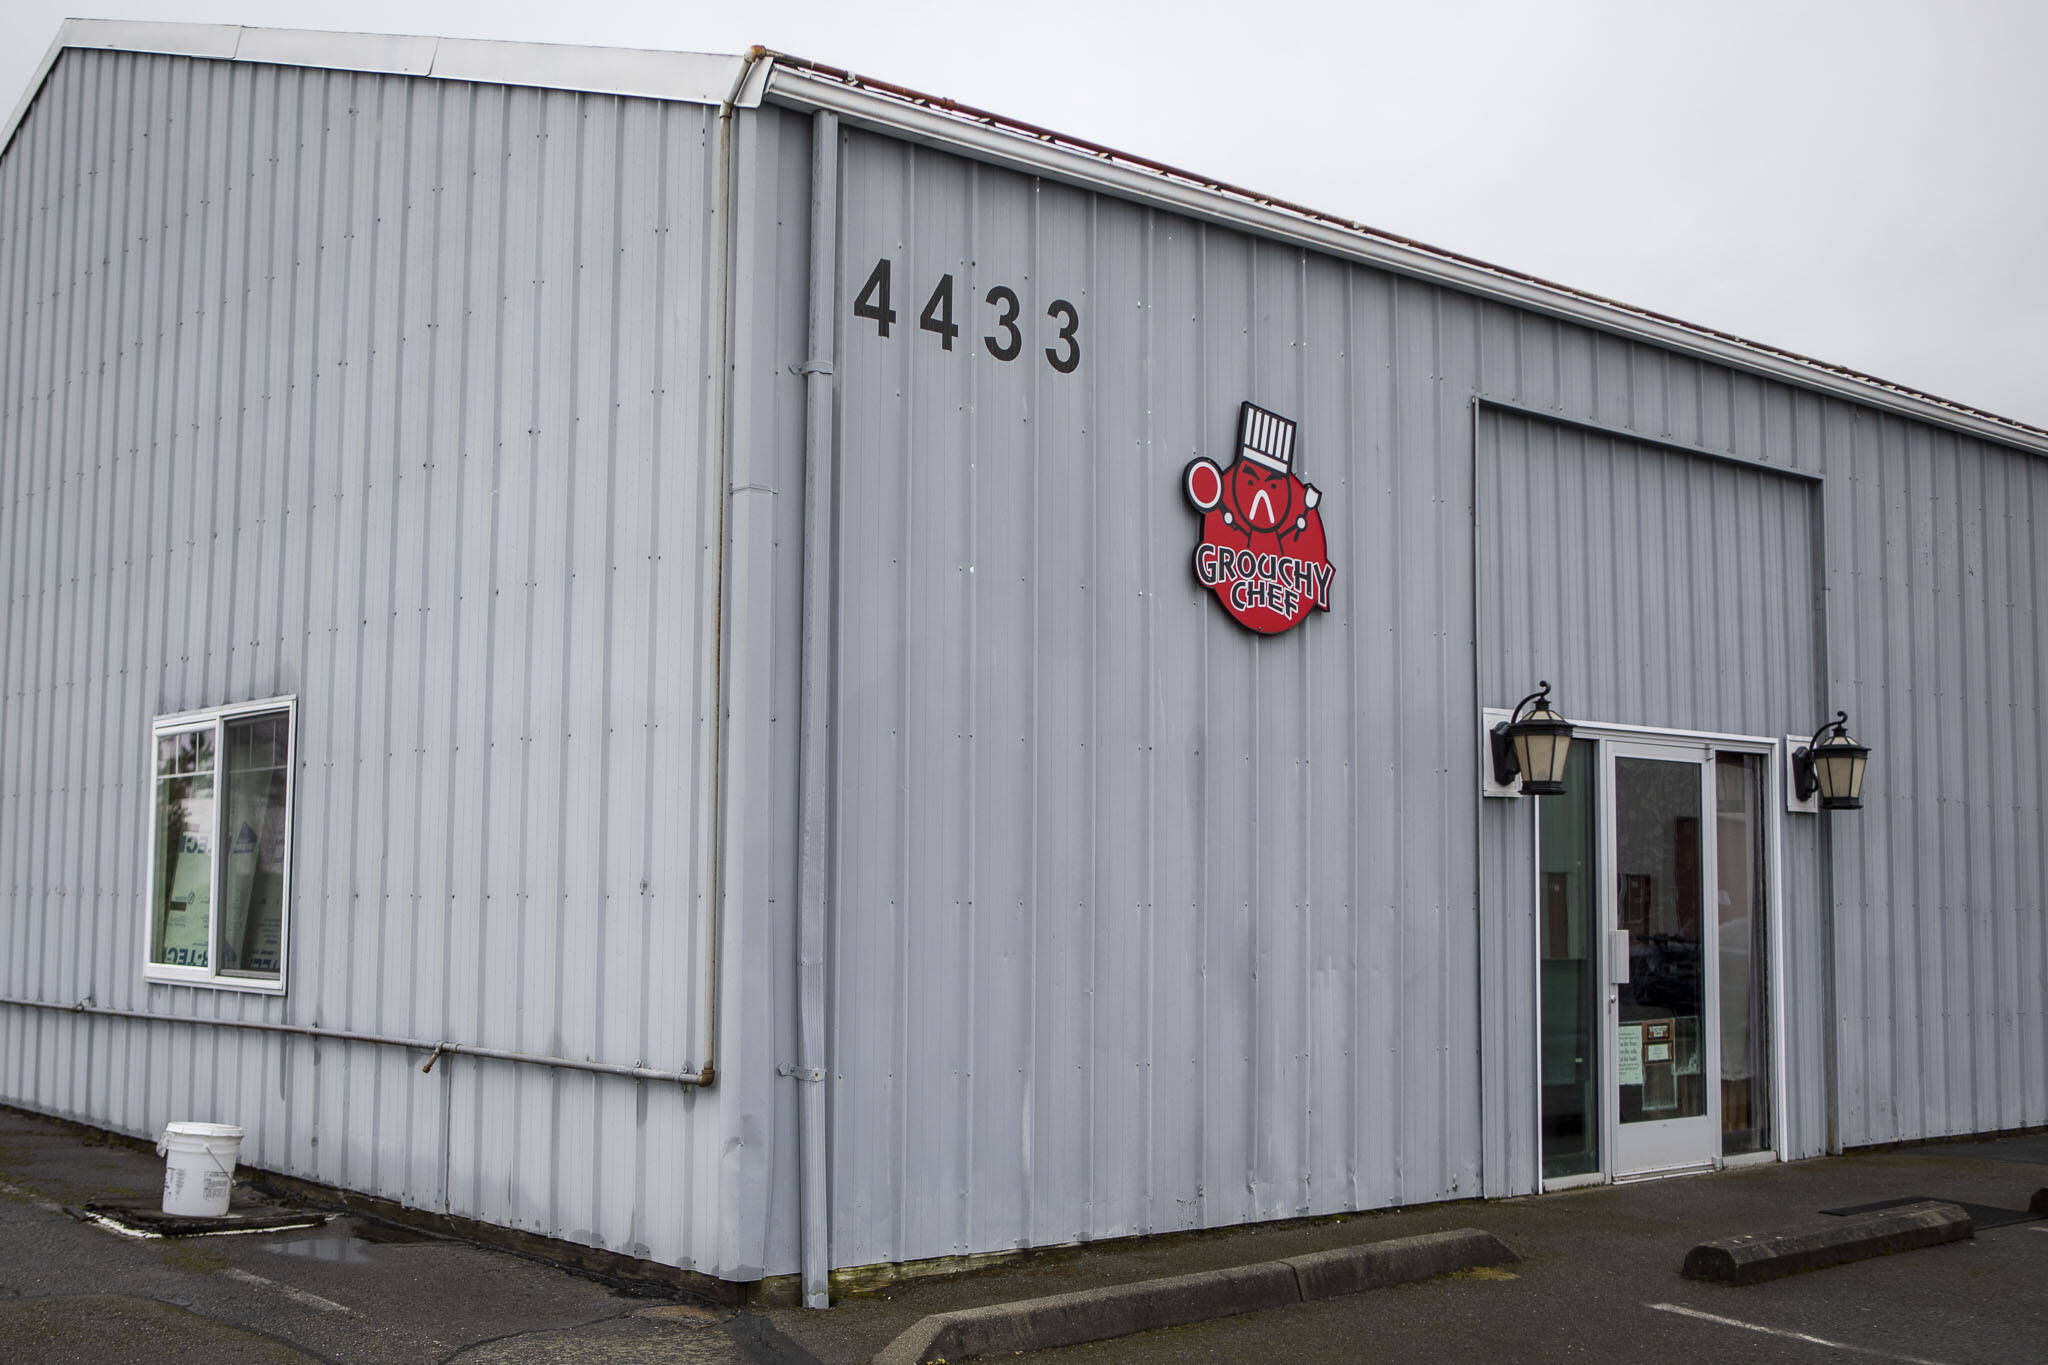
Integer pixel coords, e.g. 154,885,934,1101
0,23,2037,455
0,20,88,162
0,18,760,162
764,60,2048,459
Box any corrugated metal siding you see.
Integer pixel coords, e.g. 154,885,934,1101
1473,380,2048,1157
0,50,730,1270
1831,415,2048,1147
821,126,1484,1269
1474,406,1830,1161
5,45,2042,1287
1476,412,1822,736
804,121,2046,1269
704,101,819,1282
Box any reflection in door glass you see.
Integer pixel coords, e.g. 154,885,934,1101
1717,752,1771,1155
1615,758,1705,1124
1538,742,1598,1178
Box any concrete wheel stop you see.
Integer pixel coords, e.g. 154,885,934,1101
1681,1199,1972,1286
78,1198,330,1238
870,1226,1517,1365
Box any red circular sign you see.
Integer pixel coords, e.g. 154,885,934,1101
1182,407,1334,635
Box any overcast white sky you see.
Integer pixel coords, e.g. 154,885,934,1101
5,1,2044,429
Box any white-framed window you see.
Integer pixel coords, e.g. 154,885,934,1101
146,696,297,993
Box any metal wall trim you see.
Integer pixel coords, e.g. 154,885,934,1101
765,69,2048,459
1,19,769,160
1475,398,1825,483
0,998,713,1086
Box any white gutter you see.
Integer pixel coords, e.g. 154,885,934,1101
761,66,2048,460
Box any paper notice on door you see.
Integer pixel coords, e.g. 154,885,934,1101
1618,1024,1644,1086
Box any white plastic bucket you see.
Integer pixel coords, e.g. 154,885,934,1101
157,1121,243,1217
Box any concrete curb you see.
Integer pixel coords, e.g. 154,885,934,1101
1680,1199,1973,1286
871,1227,1516,1365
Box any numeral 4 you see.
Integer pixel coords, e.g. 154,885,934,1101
919,274,961,350
854,258,896,336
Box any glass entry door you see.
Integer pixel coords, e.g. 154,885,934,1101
1538,734,1777,1184
1605,742,1718,1177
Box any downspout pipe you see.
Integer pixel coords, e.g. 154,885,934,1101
794,108,841,1311
696,43,771,1102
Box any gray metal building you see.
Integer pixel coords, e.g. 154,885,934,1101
2,20,2043,1305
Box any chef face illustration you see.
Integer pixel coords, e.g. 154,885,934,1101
1224,456,1297,533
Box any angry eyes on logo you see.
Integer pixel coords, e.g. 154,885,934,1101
1225,459,1296,532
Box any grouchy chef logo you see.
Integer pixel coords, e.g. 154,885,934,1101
1184,403,1334,634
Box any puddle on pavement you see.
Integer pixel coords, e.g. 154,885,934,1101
262,1217,443,1263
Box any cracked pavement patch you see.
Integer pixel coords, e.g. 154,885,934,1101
447,1308,752,1362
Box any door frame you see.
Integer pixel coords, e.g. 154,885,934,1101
1535,719,1791,1191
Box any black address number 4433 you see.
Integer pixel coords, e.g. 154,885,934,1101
852,258,1080,375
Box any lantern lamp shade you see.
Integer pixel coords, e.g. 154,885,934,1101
1511,706,1574,796
1812,729,1869,809
1794,711,1870,811
1492,682,1574,796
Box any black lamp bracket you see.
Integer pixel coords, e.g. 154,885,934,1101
1489,681,1552,788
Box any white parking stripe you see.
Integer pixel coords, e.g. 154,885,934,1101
222,1266,358,1315
1648,1302,1951,1365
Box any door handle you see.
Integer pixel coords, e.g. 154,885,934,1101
1607,929,1632,986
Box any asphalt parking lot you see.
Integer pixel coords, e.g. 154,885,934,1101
3,1104,2043,1364
1003,1158,2048,1364
0,1105,778,1364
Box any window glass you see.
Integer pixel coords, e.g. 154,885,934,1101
1538,741,1599,1179
1717,751,1771,1155
1614,757,1706,1125
150,728,215,969
219,712,290,977
147,702,294,989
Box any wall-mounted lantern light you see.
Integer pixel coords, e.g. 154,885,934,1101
1793,710,1869,810
1491,681,1574,796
